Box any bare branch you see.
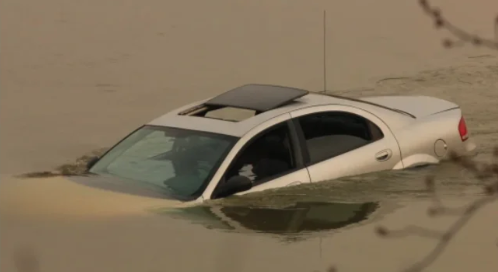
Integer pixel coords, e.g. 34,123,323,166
325,4,498,272
408,196,496,272
375,148,498,272
372,143,498,272
375,225,446,240
419,0,498,50
376,196,497,272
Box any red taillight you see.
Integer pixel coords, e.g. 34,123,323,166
458,116,469,142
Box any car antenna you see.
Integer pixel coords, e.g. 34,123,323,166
321,9,327,93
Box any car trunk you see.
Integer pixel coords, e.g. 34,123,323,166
360,95,459,118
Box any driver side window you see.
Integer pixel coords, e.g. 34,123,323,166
223,122,296,186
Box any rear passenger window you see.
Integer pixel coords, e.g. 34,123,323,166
297,111,384,164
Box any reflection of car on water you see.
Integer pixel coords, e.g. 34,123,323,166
165,201,379,234
84,83,476,203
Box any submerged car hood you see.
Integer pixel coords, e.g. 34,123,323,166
0,175,191,220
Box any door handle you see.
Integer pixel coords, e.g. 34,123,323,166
375,149,392,162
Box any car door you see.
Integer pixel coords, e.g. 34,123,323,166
290,105,402,183
202,113,311,200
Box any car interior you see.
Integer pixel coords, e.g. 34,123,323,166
224,123,295,185
298,111,384,164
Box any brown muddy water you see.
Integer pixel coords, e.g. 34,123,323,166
2,0,498,271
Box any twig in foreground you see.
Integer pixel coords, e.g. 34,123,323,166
376,149,498,272
418,0,498,50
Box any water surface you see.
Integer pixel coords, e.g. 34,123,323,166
1,0,498,271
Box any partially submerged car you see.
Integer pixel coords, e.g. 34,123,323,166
1,84,477,217
84,84,476,203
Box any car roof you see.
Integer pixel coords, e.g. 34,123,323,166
147,84,413,137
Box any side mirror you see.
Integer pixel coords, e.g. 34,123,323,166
214,175,253,199
86,156,99,171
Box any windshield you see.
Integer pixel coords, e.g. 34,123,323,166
89,125,237,200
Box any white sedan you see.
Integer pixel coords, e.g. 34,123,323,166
85,84,476,202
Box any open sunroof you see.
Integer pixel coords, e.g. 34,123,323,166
204,84,309,112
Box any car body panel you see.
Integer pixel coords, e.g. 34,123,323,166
289,105,403,182
392,108,476,169
359,95,477,166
